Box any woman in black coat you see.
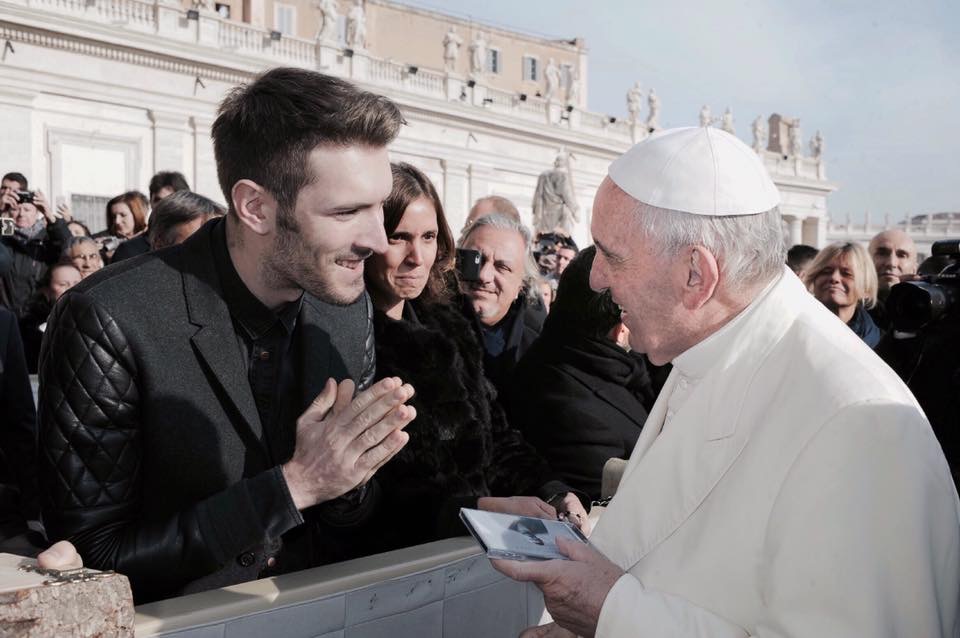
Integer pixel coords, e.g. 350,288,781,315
362,163,588,552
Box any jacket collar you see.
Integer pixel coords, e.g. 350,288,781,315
592,267,802,569
179,218,331,457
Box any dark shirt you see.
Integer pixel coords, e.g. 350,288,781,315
210,222,303,464
111,234,151,263
848,303,882,349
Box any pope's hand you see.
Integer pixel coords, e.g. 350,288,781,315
493,536,624,638
37,541,83,570
477,495,556,520
519,622,577,638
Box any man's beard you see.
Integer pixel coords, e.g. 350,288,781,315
264,212,369,306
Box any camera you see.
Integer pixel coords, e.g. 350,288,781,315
456,248,482,281
16,190,34,204
886,239,960,332
96,235,122,253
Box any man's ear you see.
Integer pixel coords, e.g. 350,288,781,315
231,180,274,236
682,246,720,310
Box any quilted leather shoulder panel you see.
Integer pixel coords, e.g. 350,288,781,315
39,290,141,510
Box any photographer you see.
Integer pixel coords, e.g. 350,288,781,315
0,172,72,317
875,245,960,488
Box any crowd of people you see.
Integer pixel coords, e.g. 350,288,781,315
0,67,957,636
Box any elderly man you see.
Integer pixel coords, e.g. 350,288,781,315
495,127,960,637
458,212,545,398
868,229,918,330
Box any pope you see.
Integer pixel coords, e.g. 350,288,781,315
494,127,960,637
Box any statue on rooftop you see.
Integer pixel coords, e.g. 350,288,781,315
314,0,339,43
469,31,487,77
699,104,712,127
442,27,463,72
345,0,366,49
751,116,766,152
646,88,660,130
544,58,561,102
810,130,824,159
626,81,643,123
721,107,735,135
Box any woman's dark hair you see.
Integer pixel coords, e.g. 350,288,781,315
67,220,92,237
211,67,405,221
547,245,622,339
105,191,148,236
148,190,225,249
375,162,455,305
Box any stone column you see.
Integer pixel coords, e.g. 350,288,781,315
786,215,804,246
441,159,470,230
191,115,220,204
149,110,192,178
803,216,826,248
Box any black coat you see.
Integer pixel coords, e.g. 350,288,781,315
366,301,571,551
507,324,655,501
0,306,38,528
38,218,377,602
462,295,545,400
0,220,71,317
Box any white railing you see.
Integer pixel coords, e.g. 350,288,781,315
91,0,155,28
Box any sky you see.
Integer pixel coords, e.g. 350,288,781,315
395,0,960,221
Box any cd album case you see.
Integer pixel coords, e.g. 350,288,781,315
459,508,588,561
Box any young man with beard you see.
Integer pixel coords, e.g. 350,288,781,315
38,68,417,603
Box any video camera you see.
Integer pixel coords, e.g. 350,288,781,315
886,239,960,332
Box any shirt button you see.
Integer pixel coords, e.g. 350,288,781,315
259,350,270,361
237,552,256,567
266,557,277,568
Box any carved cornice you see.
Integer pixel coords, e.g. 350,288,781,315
0,21,253,85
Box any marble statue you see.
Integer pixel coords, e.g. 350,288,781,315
566,69,580,106
646,88,660,130
626,82,643,123
544,58,561,102
532,151,580,235
469,31,487,76
314,0,338,42
751,116,766,152
699,104,712,127
810,130,824,159
789,119,803,156
345,0,366,49
442,27,462,72
721,107,735,134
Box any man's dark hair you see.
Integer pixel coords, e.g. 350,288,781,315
211,67,405,219
547,245,622,339
2,172,28,190
148,171,190,200
787,244,819,274
148,190,225,250
556,234,579,253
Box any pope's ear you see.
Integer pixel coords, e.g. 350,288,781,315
682,246,719,310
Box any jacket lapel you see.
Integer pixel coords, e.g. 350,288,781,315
592,270,800,571
296,297,334,413
180,224,266,456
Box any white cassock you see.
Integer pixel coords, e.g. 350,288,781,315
589,266,960,637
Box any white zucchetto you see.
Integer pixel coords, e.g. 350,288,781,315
608,126,780,216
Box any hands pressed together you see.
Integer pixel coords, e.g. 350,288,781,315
282,376,416,510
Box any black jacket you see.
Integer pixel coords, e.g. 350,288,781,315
38,218,377,602
110,234,151,263
0,306,38,527
462,295,545,399
366,301,574,551
0,220,71,317
507,324,656,501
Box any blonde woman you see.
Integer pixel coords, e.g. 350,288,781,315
804,241,881,347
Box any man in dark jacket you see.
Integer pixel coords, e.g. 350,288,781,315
0,174,71,317
38,68,416,603
507,247,657,500
458,212,546,398
0,306,40,552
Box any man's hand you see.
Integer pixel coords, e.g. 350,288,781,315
554,493,592,536
282,376,415,510
477,495,557,520
493,536,624,638
33,190,56,224
37,541,84,570
56,199,73,222
1,191,18,213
